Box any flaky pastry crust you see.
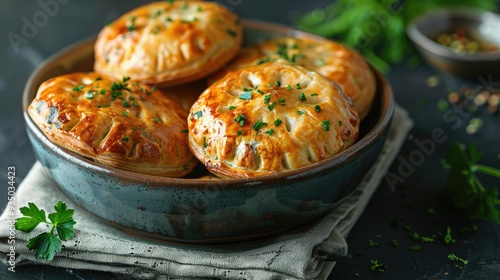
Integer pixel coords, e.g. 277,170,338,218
209,37,376,119
28,72,197,177
94,1,242,86
188,63,360,178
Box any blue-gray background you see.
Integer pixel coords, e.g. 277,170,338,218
1,0,499,279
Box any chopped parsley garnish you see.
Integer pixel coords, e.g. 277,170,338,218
132,101,139,107
180,129,189,133
409,245,422,251
264,95,271,103
237,130,242,135
311,93,318,96
240,91,252,100
315,105,321,112
391,239,399,247
197,5,203,12
257,89,265,95
370,259,386,272
287,84,292,90
268,102,276,110
299,93,306,101
121,137,129,142
154,117,159,123
279,97,285,105
123,111,129,116
267,83,272,87
152,26,160,34
368,240,378,247
84,93,93,99
203,136,208,148
274,119,282,126
127,15,136,32
234,114,246,126
296,83,301,89
297,110,304,115
100,89,106,94
274,81,281,87
227,29,237,37
265,129,275,136
443,226,456,245
123,101,130,107
276,42,289,61
322,120,331,131
132,127,137,131
448,253,469,270
256,57,270,65
339,120,343,126
151,86,157,92
243,87,252,92
252,120,267,131
73,85,84,92
229,105,236,110
95,77,102,81
14,201,76,261
167,0,174,4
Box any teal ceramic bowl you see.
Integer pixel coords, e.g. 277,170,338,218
22,20,394,243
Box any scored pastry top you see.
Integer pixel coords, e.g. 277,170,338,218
28,72,197,177
188,63,360,178
94,1,243,86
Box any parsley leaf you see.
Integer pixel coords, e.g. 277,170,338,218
15,202,47,232
48,201,76,241
15,201,76,261
442,142,500,222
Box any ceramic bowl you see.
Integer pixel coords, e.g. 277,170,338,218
22,20,395,243
407,8,500,77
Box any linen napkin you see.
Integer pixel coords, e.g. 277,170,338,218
0,105,413,279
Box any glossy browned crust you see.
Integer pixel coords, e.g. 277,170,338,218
209,37,376,119
28,72,197,177
94,1,242,86
188,63,360,178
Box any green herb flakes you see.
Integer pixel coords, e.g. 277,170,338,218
268,101,276,110
322,120,330,131
234,114,246,126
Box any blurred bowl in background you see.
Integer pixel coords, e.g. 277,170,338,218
407,8,500,78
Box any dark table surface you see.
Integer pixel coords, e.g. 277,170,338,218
1,1,499,279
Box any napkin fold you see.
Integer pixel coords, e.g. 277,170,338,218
0,105,413,279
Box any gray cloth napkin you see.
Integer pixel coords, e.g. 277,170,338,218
0,105,413,280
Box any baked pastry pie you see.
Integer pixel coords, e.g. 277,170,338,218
209,37,376,119
94,1,242,86
188,63,360,178
28,72,197,177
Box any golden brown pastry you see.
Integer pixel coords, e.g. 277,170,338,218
209,37,376,119
188,63,360,178
28,72,197,177
94,1,242,86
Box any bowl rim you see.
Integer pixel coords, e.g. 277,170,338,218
406,7,500,61
22,19,395,188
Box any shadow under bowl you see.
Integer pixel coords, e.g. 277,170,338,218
22,20,395,243
407,8,500,78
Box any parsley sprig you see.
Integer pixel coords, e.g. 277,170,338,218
15,201,76,261
442,142,500,223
